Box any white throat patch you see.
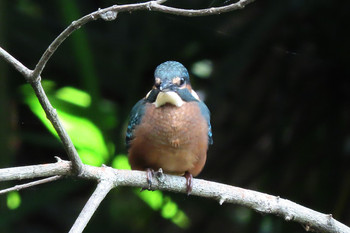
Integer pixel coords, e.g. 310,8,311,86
154,91,184,108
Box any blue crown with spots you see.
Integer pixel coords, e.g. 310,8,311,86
154,61,190,83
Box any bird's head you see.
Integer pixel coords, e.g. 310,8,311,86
154,61,190,92
146,61,199,107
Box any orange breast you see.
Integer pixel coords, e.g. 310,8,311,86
128,102,208,176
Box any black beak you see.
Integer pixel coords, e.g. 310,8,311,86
159,81,174,92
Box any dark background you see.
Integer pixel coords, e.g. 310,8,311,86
0,0,349,232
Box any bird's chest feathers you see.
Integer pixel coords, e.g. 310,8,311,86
138,102,206,148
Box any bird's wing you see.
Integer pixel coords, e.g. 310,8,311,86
125,99,146,149
198,101,213,145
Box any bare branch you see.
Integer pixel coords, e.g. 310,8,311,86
0,0,256,179
149,0,256,16
0,160,71,181
0,46,32,79
0,175,62,195
31,0,255,81
0,0,256,176
0,48,84,174
0,47,84,174
69,180,114,233
1,161,349,233
30,81,84,174
2,1,346,232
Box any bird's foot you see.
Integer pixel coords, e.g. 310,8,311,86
140,168,155,192
155,168,165,182
146,168,155,190
184,172,193,195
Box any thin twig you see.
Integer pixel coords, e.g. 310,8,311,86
69,180,114,233
31,0,255,81
0,46,32,79
0,160,349,233
0,175,62,195
149,0,255,16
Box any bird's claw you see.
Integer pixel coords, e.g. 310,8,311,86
140,168,155,192
146,168,155,190
155,168,165,182
184,172,193,195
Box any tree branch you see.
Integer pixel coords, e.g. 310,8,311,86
0,46,32,79
0,160,349,233
29,81,84,174
69,180,114,233
0,159,72,181
0,175,62,195
0,47,84,174
0,0,256,178
1,1,346,232
31,0,255,81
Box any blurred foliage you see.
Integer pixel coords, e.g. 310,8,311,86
7,192,21,210
20,81,111,166
20,81,189,227
0,0,350,233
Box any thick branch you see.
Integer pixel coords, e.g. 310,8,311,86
0,161,348,233
69,180,114,233
0,160,72,181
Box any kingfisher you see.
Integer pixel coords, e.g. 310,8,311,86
126,61,213,194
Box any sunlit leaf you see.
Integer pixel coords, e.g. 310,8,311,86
112,154,131,170
161,197,178,218
172,209,190,228
137,190,190,228
20,82,109,166
7,191,21,210
111,155,190,228
20,82,190,228
56,87,91,108
137,190,163,211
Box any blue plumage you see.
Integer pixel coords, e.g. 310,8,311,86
198,101,213,145
154,61,190,84
125,99,146,149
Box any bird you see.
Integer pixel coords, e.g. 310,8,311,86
126,61,213,194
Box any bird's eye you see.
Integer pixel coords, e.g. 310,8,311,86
179,77,185,86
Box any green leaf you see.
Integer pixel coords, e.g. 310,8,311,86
20,82,109,166
7,191,21,210
20,82,190,228
111,154,190,228
112,154,131,170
